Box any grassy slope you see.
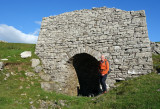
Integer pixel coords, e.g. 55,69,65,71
84,73,160,109
152,54,160,73
0,42,160,109
0,71,90,109
0,42,38,63
0,42,91,109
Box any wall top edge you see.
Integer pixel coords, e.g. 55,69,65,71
42,6,145,20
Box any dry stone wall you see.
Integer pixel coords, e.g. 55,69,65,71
151,42,160,54
35,7,153,96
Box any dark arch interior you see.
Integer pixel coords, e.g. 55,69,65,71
72,53,101,96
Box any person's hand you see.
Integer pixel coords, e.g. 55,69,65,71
102,74,105,76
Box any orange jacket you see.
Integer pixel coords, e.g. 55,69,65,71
99,59,109,75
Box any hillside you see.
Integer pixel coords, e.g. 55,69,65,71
0,42,160,109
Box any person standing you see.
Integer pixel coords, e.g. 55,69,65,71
99,55,109,94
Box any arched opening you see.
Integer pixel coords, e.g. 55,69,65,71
70,53,101,96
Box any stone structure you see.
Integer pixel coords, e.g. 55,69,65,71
31,59,40,68
0,40,8,43
151,42,160,54
35,7,153,96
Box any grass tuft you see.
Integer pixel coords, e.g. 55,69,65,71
152,54,160,73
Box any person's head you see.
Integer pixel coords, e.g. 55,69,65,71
101,55,105,61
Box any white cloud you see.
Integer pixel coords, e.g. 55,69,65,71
35,21,41,25
0,24,38,44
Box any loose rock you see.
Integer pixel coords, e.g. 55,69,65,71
11,72,16,75
30,105,36,109
20,51,32,58
5,73,10,78
0,62,4,71
59,100,66,106
21,93,27,96
38,100,62,109
1,59,8,61
19,86,23,89
31,59,40,68
25,72,35,77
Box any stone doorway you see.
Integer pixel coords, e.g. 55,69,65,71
69,53,100,96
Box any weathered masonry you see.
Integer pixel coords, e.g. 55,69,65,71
35,7,153,96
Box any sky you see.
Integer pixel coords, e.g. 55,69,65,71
0,0,159,43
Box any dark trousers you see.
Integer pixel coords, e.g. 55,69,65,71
100,74,107,92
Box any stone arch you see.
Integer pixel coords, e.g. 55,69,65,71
65,46,102,96
66,46,101,61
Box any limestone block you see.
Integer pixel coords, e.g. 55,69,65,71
114,46,121,50
95,52,101,60
34,66,43,73
119,66,128,70
131,11,143,17
1,59,8,61
142,48,151,52
115,78,125,81
136,52,151,58
143,65,152,70
114,65,119,69
151,42,160,54
103,53,110,57
128,70,141,75
39,74,51,81
31,59,40,68
25,72,35,77
41,82,55,91
0,62,4,71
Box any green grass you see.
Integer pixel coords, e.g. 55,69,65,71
83,73,160,109
0,42,91,109
155,42,160,44
0,42,39,63
0,42,39,72
152,41,160,73
1,71,160,109
152,54,160,73
0,42,160,109
0,70,91,109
